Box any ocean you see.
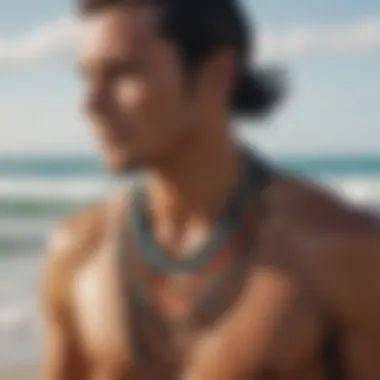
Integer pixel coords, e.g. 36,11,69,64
1,154,380,373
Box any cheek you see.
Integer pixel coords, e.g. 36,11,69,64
150,73,188,127
118,75,184,127
116,78,146,112
113,72,189,156
115,78,168,123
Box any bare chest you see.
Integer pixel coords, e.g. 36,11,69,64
72,251,326,380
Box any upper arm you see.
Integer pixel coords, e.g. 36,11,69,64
323,210,380,331
41,226,88,380
284,181,380,332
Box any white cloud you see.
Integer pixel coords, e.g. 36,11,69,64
260,17,380,62
0,16,380,68
0,18,78,68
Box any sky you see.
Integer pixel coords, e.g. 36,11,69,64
0,0,379,156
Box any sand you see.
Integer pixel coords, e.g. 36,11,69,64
0,365,38,380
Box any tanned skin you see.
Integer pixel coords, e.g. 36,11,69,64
42,5,380,380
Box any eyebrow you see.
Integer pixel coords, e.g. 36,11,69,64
78,56,142,77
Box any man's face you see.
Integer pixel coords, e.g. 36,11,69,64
79,5,197,172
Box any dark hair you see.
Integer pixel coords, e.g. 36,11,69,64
78,0,285,117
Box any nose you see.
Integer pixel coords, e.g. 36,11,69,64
84,78,113,116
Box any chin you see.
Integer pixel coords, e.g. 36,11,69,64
104,151,146,174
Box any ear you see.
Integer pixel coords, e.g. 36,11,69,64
203,48,239,92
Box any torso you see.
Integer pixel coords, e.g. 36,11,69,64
72,229,331,380
65,158,380,380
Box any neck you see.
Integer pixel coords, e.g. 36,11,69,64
146,123,244,240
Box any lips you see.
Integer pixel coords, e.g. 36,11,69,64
96,120,130,146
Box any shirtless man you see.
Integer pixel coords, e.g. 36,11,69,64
42,0,380,379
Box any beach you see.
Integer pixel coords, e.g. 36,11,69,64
0,364,38,380
1,154,380,379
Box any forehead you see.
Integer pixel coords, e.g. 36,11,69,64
79,5,166,64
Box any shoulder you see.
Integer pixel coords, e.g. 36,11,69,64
46,201,109,269
264,172,377,240
43,188,136,280
264,172,380,321
42,200,115,312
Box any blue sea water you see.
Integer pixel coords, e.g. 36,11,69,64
2,154,380,178
0,153,380,366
